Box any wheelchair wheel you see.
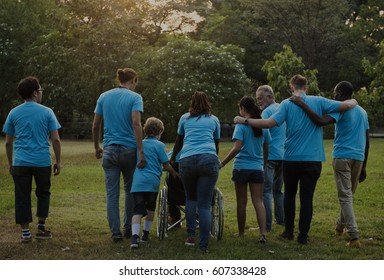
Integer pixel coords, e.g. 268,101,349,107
211,188,224,240
156,186,168,240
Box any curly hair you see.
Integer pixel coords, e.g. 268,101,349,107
188,91,212,117
144,117,164,137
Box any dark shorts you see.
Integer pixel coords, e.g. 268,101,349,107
132,192,158,216
232,169,264,184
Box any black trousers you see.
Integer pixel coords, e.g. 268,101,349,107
282,161,322,238
12,166,52,224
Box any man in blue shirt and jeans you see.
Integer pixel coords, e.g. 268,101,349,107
234,75,358,244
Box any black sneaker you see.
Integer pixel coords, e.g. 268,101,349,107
279,231,294,240
112,233,123,243
297,234,309,245
259,235,267,244
21,236,32,243
131,234,140,249
141,230,150,242
36,229,52,240
123,228,132,239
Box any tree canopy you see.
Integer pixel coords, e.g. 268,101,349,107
1,0,383,135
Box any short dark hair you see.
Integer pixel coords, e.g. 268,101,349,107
17,76,40,99
290,74,307,90
334,81,353,98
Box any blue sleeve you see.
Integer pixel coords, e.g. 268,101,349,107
321,97,341,114
2,114,14,135
263,129,271,143
271,100,287,126
159,143,169,164
132,94,143,113
232,124,244,141
177,117,185,135
94,95,103,115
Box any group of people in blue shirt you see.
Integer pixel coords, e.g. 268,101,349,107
3,70,369,252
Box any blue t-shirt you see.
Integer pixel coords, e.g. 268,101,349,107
131,137,169,193
271,93,341,162
328,105,369,161
177,113,220,160
2,102,61,167
262,103,286,160
232,124,271,170
94,87,143,148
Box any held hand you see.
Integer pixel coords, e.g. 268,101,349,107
95,147,103,159
359,167,367,183
234,116,245,124
137,158,147,169
289,96,305,107
53,162,61,176
8,165,13,175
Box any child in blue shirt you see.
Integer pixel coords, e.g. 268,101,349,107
130,117,178,249
220,96,271,243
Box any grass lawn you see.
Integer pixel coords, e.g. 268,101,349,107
0,138,383,260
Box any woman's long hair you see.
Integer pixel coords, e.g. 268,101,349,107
188,91,212,118
239,96,262,137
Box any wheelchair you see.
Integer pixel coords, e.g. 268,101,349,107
156,163,224,241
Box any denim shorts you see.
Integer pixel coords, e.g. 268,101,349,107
232,169,264,184
132,192,158,216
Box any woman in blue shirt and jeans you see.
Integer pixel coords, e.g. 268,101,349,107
170,91,220,253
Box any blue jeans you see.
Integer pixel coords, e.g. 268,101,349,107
263,160,284,231
102,145,137,235
12,166,52,224
179,154,219,250
283,161,322,239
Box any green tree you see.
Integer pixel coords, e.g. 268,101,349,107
0,0,63,127
356,40,384,130
262,45,319,101
128,37,252,141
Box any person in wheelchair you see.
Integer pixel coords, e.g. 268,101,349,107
130,117,178,249
166,150,183,228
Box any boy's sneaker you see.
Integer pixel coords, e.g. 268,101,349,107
131,234,140,249
347,239,361,248
36,229,52,240
111,233,123,243
185,237,195,246
141,231,150,242
259,235,267,244
21,236,32,243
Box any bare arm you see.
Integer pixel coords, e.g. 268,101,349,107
220,139,242,168
290,96,335,127
92,114,103,159
214,139,219,155
234,116,277,128
5,134,13,174
169,134,184,163
359,129,370,182
338,99,357,112
132,111,146,168
162,162,179,178
50,130,61,176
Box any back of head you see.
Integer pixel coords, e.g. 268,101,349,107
334,81,353,99
17,76,40,99
144,117,164,137
189,91,212,117
290,74,307,90
117,68,138,84
239,96,262,137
